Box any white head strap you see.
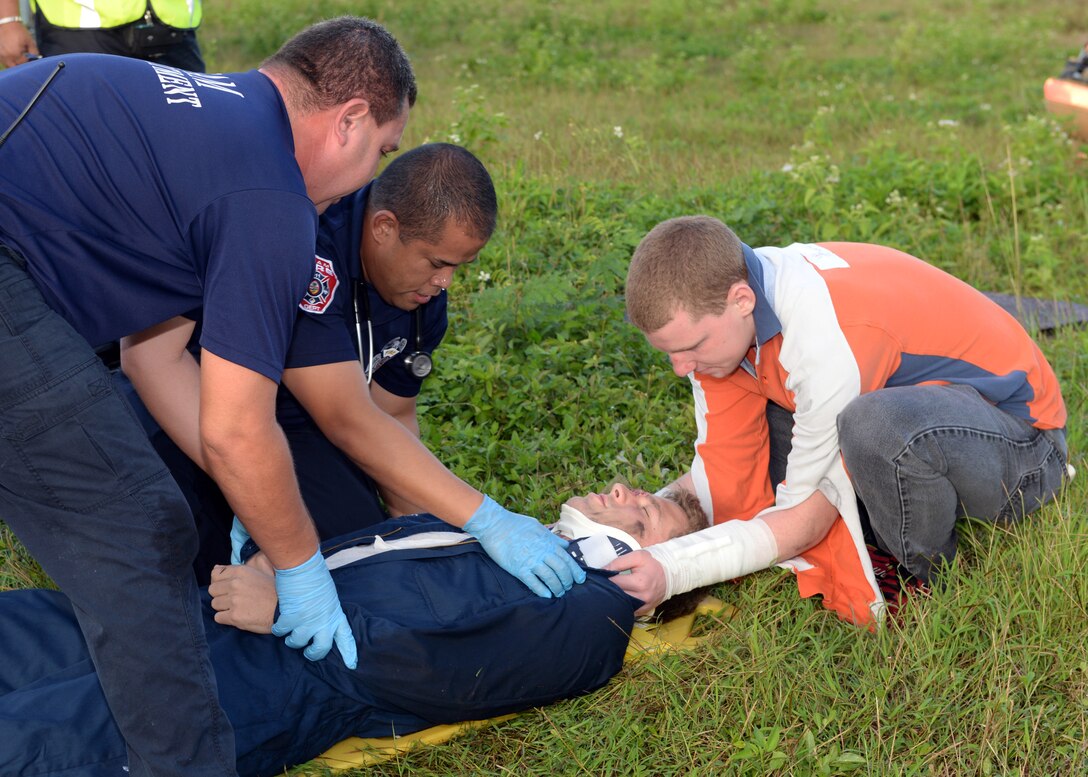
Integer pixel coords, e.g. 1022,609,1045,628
553,504,642,569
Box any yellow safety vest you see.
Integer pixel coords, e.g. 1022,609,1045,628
31,0,202,30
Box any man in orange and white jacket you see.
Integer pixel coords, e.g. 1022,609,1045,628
609,215,1069,625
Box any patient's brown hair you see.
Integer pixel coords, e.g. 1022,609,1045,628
652,489,716,623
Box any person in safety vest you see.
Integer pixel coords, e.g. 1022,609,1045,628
0,0,203,70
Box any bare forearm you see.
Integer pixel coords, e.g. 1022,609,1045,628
150,373,204,468
325,412,483,525
286,363,486,525
376,405,427,516
200,350,318,569
0,1,36,69
121,332,205,469
665,466,836,557
379,483,427,517
759,489,839,559
610,484,839,611
203,424,318,569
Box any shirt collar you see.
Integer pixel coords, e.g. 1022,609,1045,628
742,243,782,347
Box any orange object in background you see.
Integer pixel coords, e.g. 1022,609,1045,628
1044,77,1088,140
1045,43,1088,141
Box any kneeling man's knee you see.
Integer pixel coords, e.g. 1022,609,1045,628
837,394,886,466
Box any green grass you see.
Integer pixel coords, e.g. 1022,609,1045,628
4,1,1088,774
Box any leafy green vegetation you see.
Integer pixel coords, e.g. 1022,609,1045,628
4,1,1087,774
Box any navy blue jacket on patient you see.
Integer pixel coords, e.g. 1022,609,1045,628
0,516,638,777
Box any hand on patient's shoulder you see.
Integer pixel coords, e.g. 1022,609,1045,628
208,564,278,634
606,550,667,616
464,495,587,598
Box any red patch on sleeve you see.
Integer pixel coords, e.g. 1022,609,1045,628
299,255,339,314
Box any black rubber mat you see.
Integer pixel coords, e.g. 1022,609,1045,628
982,292,1088,333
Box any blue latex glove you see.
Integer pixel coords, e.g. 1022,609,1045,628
463,496,587,597
229,516,250,566
271,550,358,669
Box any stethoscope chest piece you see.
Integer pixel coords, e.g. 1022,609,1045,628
403,350,433,378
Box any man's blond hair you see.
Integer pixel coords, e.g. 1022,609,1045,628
625,215,748,333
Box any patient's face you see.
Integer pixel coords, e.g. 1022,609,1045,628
563,483,688,546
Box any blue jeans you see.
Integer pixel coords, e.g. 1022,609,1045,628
837,384,1068,583
0,247,235,776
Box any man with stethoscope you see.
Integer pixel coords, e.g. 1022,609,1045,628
122,143,585,600
276,141,485,537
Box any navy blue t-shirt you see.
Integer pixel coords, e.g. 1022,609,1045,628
276,184,448,430
0,54,317,381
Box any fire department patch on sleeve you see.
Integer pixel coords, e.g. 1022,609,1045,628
299,256,339,313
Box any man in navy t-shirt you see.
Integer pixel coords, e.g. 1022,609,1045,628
277,143,491,536
0,16,415,777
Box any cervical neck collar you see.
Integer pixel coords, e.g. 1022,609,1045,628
553,504,642,568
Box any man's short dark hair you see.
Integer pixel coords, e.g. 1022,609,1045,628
263,16,417,124
369,143,497,244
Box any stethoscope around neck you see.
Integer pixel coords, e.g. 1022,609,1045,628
352,281,433,384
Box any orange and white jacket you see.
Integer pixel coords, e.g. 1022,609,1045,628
690,241,1065,625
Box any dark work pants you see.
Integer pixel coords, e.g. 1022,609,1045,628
766,400,792,490
765,399,876,542
0,248,235,777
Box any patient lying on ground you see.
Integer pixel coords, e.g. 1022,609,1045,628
0,484,707,777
